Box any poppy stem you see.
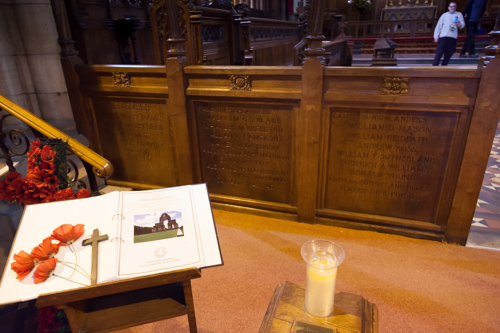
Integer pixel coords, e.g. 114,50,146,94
53,274,88,287
67,244,78,280
58,261,91,280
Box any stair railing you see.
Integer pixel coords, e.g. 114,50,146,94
0,95,113,192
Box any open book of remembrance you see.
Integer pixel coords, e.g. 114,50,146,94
0,183,222,305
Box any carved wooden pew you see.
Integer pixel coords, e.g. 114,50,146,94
151,0,241,66
150,0,304,67
58,0,154,65
53,0,350,68
245,17,302,66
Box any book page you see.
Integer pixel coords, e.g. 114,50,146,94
189,184,223,268
117,186,204,276
0,192,121,305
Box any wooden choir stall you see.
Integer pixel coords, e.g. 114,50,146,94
65,0,500,247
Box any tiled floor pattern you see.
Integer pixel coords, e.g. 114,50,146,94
466,120,500,251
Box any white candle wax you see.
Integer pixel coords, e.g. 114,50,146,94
305,263,337,317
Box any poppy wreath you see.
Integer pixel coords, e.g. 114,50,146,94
0,138,91,204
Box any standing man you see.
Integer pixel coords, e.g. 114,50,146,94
459,0,486,58
433,2,465,66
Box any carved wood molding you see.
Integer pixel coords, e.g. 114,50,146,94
381,77,409,95
234,3,250,19
202,25,224,42
230,75,251,91
113,72,132,87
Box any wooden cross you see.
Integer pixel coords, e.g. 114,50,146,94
82,228,109,285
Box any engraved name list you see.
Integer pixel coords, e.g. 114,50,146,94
326,110,457,222
196,103,292,204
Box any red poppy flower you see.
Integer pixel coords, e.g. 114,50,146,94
76,189,91,199
0,185,9,201
0,173,24,203
20,182,43,204
36,306,61,332
11,250,35,280
38,160,56,175
27,145,41,160
63,187,74,197
30,237,60,262
40,145,56,163
6,177,26,203
34,258,57,284
8,176,25,190
43,188,72,203
26,166,43,184
51,224,85,246
58,188,74,200
5,171,22,183
41,175,60,190
29,138,42,150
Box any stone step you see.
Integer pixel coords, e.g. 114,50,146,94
352,53,483,66
351,36,491,55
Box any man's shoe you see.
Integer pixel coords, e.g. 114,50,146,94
459,54,467,58
469,54,479,58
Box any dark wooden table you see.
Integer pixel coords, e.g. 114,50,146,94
36,268,201,333
259,282,378,333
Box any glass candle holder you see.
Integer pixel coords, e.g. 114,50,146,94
300,240,345,317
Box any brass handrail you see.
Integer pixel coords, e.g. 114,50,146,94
0,95,113,179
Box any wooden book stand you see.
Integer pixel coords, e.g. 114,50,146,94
36,268,201,333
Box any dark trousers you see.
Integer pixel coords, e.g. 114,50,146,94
461,22,479,55
433,37,457,66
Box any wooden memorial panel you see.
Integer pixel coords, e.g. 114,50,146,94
324,108,460,223
93,98,177,187
194,102,294,204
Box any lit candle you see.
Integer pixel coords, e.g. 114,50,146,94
305,259,338,317
301,240,345,318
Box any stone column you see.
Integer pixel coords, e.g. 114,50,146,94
0,0,75,130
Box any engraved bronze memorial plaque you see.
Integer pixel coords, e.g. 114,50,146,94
94,98,177,186
195,102,292,204
325,109,459,222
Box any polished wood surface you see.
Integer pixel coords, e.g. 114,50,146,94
259,282,378,333
36,268,201,333
246,18,302,66
74,59,500,245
